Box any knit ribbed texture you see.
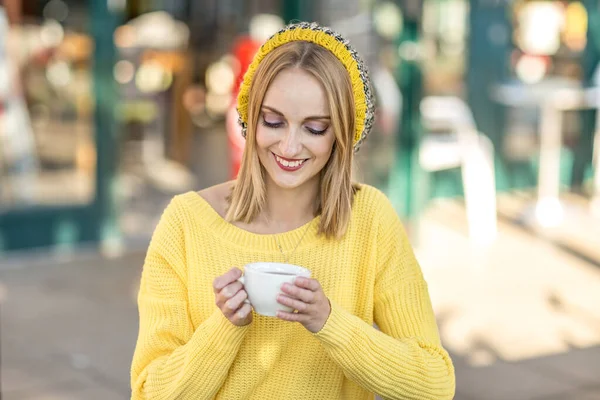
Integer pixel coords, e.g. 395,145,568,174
130,184,455,399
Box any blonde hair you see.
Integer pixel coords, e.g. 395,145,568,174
226,41,358,239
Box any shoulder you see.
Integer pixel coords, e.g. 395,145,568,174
195,181,235,219
155,180,233,228
352,186,416,276
352,183,397,220
351,183,405,242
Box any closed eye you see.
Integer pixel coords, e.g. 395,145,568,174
305,126,328,135
262,119,284,129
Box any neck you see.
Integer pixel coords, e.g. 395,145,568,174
262,177,320,232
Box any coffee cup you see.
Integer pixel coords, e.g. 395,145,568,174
238,262,311,317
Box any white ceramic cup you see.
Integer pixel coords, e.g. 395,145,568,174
238,262,311,317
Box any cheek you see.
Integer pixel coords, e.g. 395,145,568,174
314,136,336,159
255,126,270,149
255,126,277,149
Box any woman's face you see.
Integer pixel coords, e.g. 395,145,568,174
255,68,335,191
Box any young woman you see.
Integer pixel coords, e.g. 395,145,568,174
131,22,455,400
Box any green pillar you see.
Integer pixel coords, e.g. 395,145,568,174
467,0,512,191
90,0,121,252
282,0,311,23
388,12,424,222
574,0,600,189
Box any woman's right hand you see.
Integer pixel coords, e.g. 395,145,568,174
213,267,253,326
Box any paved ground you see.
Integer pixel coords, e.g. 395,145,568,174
0,251,141,400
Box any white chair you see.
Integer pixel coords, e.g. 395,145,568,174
419,96,498,244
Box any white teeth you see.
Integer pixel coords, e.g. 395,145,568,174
276,155,304,168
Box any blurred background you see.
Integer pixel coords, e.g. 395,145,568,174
0,0,599,399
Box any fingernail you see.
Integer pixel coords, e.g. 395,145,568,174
237,310,246,318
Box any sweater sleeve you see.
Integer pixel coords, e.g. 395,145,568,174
313,194,455,400
130,197,250,400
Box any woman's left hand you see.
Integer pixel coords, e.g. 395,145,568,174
277,277,331,333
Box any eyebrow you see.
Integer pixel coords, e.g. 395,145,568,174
262,105,330,121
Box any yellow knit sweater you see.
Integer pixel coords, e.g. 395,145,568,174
131,184,455,400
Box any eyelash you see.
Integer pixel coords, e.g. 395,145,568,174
261,120,283,129
307,126,327,136
261,119,327,136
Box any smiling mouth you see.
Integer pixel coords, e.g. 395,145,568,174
272,153,308,171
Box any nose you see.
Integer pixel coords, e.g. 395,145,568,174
278,126,302,157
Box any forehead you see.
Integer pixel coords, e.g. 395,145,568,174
262,68,328,117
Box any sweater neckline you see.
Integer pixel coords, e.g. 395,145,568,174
183,191,323,252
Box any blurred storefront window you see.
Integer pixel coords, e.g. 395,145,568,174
1,1,96,210
421,0,468,95
0,0,121,253
512,0,588,83
502,0,590,172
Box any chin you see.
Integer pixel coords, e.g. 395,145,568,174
268,166,322,191
270,173,309,190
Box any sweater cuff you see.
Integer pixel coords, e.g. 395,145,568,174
191,308,250,353
312,299,359,349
